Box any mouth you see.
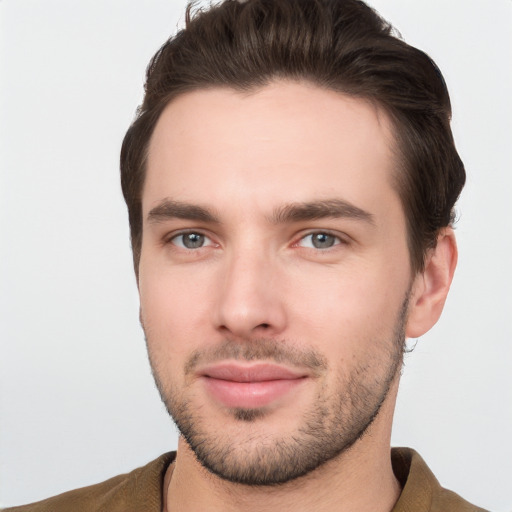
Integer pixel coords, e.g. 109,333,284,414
198,362,309,409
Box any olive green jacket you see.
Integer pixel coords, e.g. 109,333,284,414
3,448,489,511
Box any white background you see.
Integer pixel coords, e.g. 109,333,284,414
0,1,511,510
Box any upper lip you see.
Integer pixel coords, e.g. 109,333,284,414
199,363,307,382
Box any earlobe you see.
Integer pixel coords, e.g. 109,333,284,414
406,228,458,338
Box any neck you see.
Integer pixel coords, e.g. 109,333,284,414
165,381,401,512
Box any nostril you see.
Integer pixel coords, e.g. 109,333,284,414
258,323,271,329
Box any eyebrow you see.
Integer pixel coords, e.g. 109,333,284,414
146,198,374,226
270,199,375,225
147,199,220,224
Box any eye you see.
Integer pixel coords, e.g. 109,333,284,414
170,232,214,249
297,232,341,249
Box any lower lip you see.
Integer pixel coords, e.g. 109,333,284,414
202,377,306,409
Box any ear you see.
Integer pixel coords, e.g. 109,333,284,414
406,228,458,338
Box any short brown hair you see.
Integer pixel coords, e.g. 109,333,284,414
120,0,465,274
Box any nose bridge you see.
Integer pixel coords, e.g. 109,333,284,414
214,237,286,337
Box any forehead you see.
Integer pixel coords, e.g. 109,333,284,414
144,81,399,220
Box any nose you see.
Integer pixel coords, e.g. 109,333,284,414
213,248,287,339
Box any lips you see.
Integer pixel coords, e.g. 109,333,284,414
202,363,304,382
199,363,308,409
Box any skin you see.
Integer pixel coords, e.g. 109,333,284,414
138,81,457,512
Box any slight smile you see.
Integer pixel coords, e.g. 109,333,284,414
199,363,309,409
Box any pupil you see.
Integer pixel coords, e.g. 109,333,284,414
313,233,334,248
184,233,204,248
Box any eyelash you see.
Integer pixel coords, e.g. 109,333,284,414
294,231,346,250
166,230,346,252
167,230,215,250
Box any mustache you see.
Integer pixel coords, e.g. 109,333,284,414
184,338,328,377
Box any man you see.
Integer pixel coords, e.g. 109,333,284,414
3,0,490,510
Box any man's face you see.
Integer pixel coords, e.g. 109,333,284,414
139,82,415,485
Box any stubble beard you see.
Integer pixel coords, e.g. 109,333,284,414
146,295,409,487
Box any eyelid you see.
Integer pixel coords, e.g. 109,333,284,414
162,228,349,250
293,230,349,249
165,229,217,249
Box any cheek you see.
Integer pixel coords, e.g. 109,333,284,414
286,261,408,354
138,263,215,357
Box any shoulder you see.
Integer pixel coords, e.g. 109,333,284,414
392,448,489,512
2,452,175,512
